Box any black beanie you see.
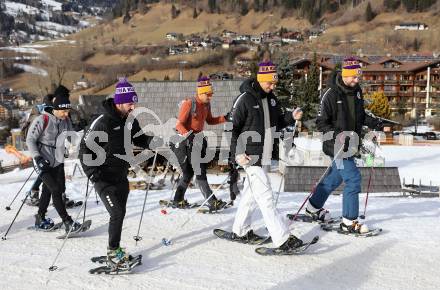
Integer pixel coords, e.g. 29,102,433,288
43,94,54,107
54,85,70,99
53,85,71,110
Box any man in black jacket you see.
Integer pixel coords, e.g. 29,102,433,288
305,57,382,234
79,78,152,268
220,61,304,253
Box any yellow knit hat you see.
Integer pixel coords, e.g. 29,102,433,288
257,61,278,83
197,76,213,95
341,57,362,78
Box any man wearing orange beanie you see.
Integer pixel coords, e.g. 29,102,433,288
171,76,228,212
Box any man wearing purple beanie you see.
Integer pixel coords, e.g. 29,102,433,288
79,78,152,270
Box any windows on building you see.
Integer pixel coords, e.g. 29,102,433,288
384,85,396,91
385,74,396,81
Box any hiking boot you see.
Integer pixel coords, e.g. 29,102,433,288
278,235,304,251
305,207,331,223
233,230,266,244
34,214,54,230
107,247,130,269
207,199,227,212
63,218,82,233
171,199,192,209
62,193,75,208
29,190,40,206
340,218,369,234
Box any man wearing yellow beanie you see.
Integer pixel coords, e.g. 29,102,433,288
170,76,229,212
215,60,306,253
307,56,383,235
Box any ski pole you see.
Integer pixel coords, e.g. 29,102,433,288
48,182,92,272
1,190,32,240
157,161,170,186
289,145,345,222
273,120,299,207
274,173,285,207
83,178,90,224
94,188,99,205
5,169,35,211
166,172,180,204
133,151,158,245
162,175,230,246
360,166,374,220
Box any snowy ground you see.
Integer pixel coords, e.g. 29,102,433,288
0,46,44,55
4,1,39,16
13,63,48,76
0,148,439,289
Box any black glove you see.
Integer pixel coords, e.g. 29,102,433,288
34,156,50,174
89,170,101,183
64,147,69,158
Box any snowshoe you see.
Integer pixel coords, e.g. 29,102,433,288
286,213,341,224
159,199,200,209
214,229,271,245
29,215,61,232
56,220,92,239
89,253,142,275
321,220,382,238
255,236,319,256
198,199,230,214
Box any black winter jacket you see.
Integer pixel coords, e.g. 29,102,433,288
79,99,152,182
230,79,295,166
317,72,380,157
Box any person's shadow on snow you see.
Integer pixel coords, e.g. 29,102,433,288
269,241,394,290
134,217,235,272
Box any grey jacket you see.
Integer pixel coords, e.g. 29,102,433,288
26,110,73,167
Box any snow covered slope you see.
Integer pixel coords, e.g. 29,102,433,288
0,147,439,289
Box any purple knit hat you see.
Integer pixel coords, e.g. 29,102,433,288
114,78,138,104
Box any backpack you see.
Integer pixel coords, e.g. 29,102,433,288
178,97,210,119
22,113,49,139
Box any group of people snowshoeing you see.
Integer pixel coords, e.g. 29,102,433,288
15,56,383,273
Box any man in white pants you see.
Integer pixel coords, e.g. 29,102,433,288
224,60,303,252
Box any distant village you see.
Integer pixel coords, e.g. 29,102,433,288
1,21,438,146
165,27,325,58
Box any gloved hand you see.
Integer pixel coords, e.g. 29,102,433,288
33,156,50,173
224,112,232,122
292,107,303,120
64,147,69,158
89,170,101,183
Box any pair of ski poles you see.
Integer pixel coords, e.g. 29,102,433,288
2,169,36,241
161,174,231,246
49,178,92,271
1,168,93,271
288,143,374,222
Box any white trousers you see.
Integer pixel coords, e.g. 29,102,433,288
232,166,290,247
